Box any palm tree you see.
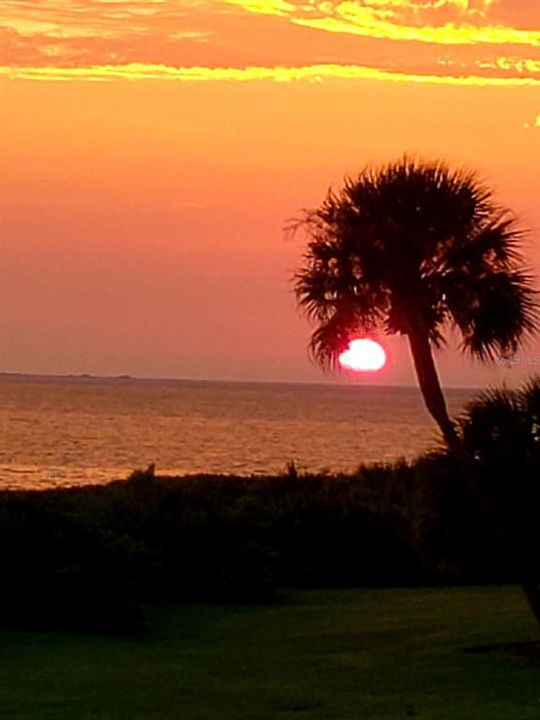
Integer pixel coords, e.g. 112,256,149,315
292,157,540,622
455,378,540,583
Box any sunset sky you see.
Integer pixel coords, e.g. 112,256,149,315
1,0,539,387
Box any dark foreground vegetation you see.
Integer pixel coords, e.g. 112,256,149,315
1,587,540,720
1,378,539,633
0,454,530,632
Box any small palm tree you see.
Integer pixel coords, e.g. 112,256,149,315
292,157,540,621
456,377,540,573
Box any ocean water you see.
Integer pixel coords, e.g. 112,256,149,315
0,374,478,490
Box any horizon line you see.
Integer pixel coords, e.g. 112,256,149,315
0,370,482,391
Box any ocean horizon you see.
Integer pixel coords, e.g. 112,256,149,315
0,373,479,491
0,370,483,391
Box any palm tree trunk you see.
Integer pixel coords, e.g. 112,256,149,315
407,328,540,628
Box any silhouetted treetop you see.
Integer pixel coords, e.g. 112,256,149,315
293,156,539,368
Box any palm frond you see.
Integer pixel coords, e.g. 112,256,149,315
307,308,360,370
519,375,540,446
457,214,523,263
456,381,540,470
458,386,520,455
291,156,539,370
447,270,540,360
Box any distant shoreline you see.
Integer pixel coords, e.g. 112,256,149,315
0,371,481,392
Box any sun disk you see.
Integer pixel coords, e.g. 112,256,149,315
339,338,386,372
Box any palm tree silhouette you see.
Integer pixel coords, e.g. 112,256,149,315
292,157,540,622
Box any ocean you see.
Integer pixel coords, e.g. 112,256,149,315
0,374,478,490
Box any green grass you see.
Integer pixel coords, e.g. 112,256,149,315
1,586,540,719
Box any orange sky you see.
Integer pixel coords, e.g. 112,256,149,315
1,0,539,387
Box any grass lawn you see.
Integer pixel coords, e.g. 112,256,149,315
1,586,539,719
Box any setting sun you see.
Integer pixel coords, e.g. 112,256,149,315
339,339,387,372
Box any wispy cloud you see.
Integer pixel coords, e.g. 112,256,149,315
222,0,540,46
291,15,540,47
523,113,540,128
476,56,540,73
1,0,539,84
1,61,538,85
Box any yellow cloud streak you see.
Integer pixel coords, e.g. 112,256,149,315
1,62,538,85
359,0,494,8
294,15,540,46
346,0,498,15
221,0,540,47
478,57,540,74
223,0,297,16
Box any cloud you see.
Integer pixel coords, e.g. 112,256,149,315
523,113,540,129
0,1,214,50
220,0,540,47
476,56,540,73
1,0,538,85
1,61,538,85
292,15,540,47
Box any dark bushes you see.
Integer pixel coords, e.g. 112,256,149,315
0,493,144,632
0,430,535,633
0,468,422,631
